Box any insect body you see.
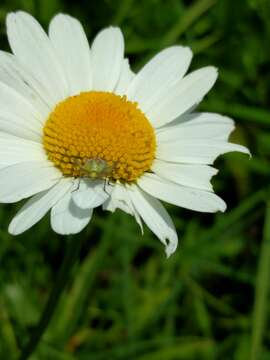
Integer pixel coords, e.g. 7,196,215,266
77,158,114,180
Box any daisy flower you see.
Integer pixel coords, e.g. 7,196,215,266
0,11,249,256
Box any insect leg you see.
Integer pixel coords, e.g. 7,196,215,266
103,178,111,195
72,178,81,193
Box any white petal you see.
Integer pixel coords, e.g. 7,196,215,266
0,137,46,168
127,46,192,113
0,110,42,142
72,179,110,209
91,27,124,91
146,66,218,127
49,14,92,95
51,188,92,235
128,185,178,257
7,11,68,104
103,183,133,214
0,161,62,202
138,173,226,213
103,183,143,231
103,196,132,215
152,159,218,191
0,51,51,118
115,59,134,95
8,178,72,235
157,112,235,142
0,80,44,130
157,139,250,164
0,51,55,111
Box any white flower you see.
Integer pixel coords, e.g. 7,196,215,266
0,11,249,257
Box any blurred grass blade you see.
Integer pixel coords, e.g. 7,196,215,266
250,201,270,359
18,235,86,360
200,187,268,244
37,343,76,360
48,220,112,345
0,298,19,359
191,32,221,54
113,0,134,25
193,296,212,338
201,100,270,125
162,0,216,46
136,339,215,360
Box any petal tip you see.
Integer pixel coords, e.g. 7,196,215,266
209,66,218,81
165,235,178,258
219,200,227,213
8,221,19,236
6,12,16,26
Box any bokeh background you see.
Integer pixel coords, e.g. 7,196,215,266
0,0,270,359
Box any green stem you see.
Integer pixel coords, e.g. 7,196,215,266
18,235,84,360
250,201,270,360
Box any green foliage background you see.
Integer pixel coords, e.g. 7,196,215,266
0,0,270,359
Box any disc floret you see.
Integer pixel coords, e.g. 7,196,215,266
43,92,156,182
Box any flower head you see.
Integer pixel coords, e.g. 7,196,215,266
0,12,249,256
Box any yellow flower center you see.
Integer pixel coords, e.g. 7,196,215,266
43,91,156,182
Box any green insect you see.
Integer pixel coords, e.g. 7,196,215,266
77,158,114,179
